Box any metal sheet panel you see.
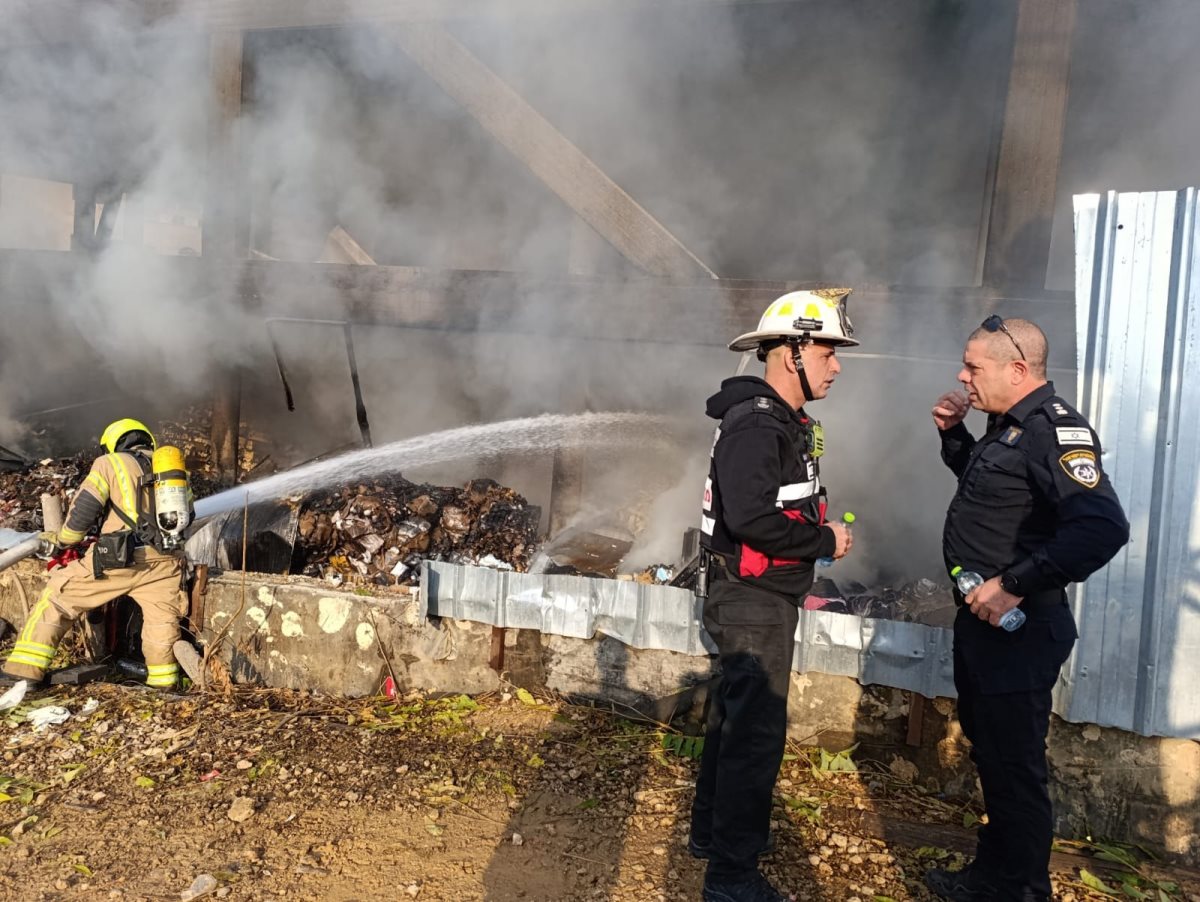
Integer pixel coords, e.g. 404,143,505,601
422,561,957,698
1069,188,1200,738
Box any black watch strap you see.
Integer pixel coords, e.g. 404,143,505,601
1000,571,1021,595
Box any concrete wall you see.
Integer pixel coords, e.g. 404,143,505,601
1,563,1197,865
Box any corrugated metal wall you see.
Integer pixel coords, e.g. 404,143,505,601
1067,188,1200,739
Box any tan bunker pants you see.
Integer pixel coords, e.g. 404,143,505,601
5,546,186,687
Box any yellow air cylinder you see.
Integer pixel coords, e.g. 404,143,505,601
152,445,192,540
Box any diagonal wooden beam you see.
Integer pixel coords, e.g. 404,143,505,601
391,23,716,280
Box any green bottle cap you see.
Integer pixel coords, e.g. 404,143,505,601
950,566,963,577
842,512,856,524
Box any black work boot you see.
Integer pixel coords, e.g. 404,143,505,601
702,870,790,902
689,829,777,860
0,670,43,690
924,865,999,901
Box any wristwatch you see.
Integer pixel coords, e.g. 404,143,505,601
999,571,1022,595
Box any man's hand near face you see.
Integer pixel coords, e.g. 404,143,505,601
932,390,970,431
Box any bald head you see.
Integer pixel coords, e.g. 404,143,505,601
968,317,1048,379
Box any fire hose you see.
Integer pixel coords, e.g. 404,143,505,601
0,535,48,574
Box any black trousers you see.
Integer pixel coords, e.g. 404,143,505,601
953,604,1076,900
691,578,798,880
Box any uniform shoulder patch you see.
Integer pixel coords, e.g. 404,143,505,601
1055,427,1094,447
1059,449,1101,488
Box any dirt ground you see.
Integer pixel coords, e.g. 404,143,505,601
1,683,1196,902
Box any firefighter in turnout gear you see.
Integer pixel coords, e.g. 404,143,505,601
1,419,192,689
690,290,857,902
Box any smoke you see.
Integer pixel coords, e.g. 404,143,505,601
0,1,1153,580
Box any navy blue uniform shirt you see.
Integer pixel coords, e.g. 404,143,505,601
940,381,1129,597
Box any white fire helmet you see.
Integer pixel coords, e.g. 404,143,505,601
728,288,859,352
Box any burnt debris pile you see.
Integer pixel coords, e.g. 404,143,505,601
0,455,91,532
291,477,541,587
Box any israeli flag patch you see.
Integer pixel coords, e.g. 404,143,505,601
1055,427,1093,447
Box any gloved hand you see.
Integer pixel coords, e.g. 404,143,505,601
47,546,87,570
37,531,61,555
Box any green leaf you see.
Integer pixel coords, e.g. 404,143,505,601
577,798,598,810
60,764,86,785
962,811,980,829
42,825,63,839
0,792,12,803
134,776,155,789
526,753,544,768
874,897,898,902
0,837,11,847
1118,884,1149,900
73,864,93,877
515,688,538,707
1079,869,1119,896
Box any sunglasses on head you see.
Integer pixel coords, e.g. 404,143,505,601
981,315,1025,361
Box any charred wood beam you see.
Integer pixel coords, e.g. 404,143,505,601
205,29,249,486
0,251,1076,363
982,0,1076,290
391,23,716,281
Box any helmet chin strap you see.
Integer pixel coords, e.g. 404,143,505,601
789,339,815,403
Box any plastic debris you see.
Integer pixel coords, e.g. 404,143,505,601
27,705,70,731
0,679,28,712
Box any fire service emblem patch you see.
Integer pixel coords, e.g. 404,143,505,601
1060,450,1100,488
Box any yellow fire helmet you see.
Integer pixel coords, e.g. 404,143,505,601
99,418,157,454
729,288,859,352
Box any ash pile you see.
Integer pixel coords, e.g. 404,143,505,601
189,476,541,589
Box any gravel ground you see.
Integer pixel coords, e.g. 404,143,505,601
0,682,1194,902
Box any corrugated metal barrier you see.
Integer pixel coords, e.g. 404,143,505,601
1066,189,1200,739
422,562,957,699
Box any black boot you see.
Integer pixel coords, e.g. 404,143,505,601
702,870,789,902
0,670,44,690
924,865,999,901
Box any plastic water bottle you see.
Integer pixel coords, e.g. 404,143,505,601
951,566,1025,631
816,512,856,567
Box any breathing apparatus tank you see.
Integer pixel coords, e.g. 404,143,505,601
150,446,192,550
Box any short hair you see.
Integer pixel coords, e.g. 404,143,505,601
968,317,1048,379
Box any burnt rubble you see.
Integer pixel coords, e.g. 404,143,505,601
291,476,541,587
806,576,957,628
0,454,92,532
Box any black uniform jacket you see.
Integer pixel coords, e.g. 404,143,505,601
940,381,1129,601
701,376,837,599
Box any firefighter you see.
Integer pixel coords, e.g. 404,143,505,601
928,317,1129,901
1,419,188,689
689,290,856,902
